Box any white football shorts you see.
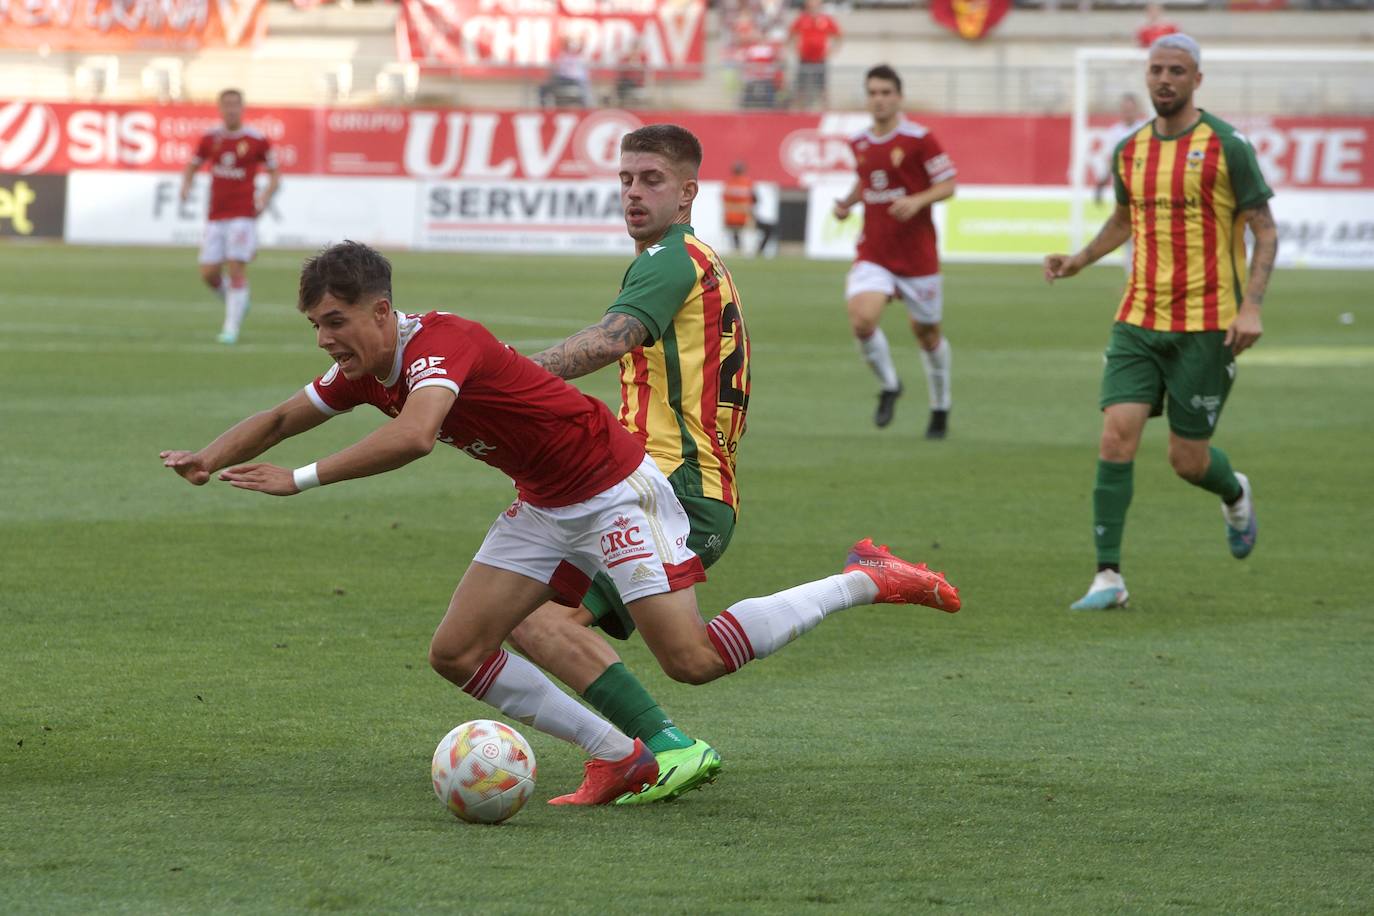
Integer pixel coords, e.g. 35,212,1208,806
472,456,705,608
845,260,943,325
198,217,258,265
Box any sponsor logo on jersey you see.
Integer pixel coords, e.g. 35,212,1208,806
406,355,447,386
505,499,522,518
462,439,496,459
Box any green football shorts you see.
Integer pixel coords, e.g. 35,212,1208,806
1099,320,1237,440
584,463,737,640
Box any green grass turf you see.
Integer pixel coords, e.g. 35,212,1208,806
2,244,1372,913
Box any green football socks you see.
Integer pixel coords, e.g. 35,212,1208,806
1093,459,1134,568
582,663,694,754
1193,446,1244,504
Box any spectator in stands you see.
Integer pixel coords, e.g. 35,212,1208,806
614,37,649,108
789,0,842,111
740,24,785,109
539,36,591,108
1135,3,1179,50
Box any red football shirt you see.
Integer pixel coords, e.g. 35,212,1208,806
191,127,276,221
305,311,644,508
849,120,957,278
790,13,841,64
1136,21,1179,49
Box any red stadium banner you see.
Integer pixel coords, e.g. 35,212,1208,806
929,0,1011,41
395,0,705,79
2,101,1370,191
0,0,268,51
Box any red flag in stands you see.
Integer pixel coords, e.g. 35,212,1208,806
929,0,1010,41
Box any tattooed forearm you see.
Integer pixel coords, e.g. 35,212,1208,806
529,312,650,380
1243,203,1278,306
1080,204,1133,266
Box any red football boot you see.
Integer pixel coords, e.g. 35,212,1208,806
844,537,961,612
548,739,659,806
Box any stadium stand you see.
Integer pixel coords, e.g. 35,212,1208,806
1,2,1370,112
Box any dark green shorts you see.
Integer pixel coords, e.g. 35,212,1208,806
1099,321,1237,440
585,463,736,641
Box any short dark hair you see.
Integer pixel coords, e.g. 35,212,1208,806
620,124,702,175
865,65,902,94
218,88,243,103
298,241,393,312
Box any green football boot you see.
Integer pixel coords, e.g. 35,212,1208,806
614,739,722,805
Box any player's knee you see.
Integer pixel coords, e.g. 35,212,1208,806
199,267,221,287
660,646,724,686
1099,426,1139,462
1168,444,1208,482
427,640,485,686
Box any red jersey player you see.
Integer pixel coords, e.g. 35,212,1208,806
834,65,958,438
179,89,280,345
160,241,958,806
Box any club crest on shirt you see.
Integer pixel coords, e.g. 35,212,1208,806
890,147,905,168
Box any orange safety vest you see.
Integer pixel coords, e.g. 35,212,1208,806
723,175,753,227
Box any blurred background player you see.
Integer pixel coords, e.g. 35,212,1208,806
1043,34,1277,611
507,125,750,804
1095,92,1147,277
833,65,958,438
179,88,279,345
723,160,754,254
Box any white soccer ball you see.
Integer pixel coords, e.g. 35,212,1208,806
431,719,537,824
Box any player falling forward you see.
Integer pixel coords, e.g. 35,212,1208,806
161,241,960,806
507,125,749,805
179,88,280,345
834,65,957,437
1043,35,1277,610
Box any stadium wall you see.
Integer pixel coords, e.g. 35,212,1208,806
2,99,1370,268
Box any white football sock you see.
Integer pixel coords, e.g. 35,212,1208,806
222,283,250,336
706,572,878,672
462,649,633,761
857,328,901,391
919,337,952,410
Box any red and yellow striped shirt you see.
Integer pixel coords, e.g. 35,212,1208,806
608,225,750,510
1112,111,1273,332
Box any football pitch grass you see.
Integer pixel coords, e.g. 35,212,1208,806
3,245,1371,913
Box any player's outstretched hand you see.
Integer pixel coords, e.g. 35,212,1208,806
220,462,298,496
832,199,851,221
161,450,212,486
1224,302,1264,355
1043,253,1081,283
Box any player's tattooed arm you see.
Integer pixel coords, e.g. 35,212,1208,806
1227,202,1276,354
529,312,650,380
1242,202,1278,307
1045,204,1131,281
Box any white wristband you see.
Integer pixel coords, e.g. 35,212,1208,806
292,462,321,492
